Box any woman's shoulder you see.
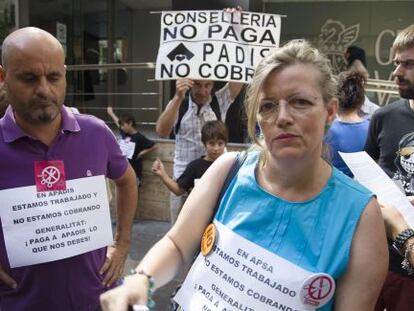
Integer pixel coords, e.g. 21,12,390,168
330,167,372,197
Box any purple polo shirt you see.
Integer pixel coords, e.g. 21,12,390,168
0,106,128,310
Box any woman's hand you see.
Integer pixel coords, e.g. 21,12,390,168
99,274,149,311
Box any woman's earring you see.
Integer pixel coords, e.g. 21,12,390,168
324,123,331,132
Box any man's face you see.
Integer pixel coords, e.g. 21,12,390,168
191,80,214,106
3,43,66,125
393,47,414,99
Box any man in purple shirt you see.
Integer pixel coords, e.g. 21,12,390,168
0,27,137,310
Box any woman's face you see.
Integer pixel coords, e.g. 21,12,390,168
258,63,337,162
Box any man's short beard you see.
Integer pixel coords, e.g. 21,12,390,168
36,113,56,123
21,109,60,124
399,87,414,100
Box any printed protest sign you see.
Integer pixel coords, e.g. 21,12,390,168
174,221,335,311
0,175,112,268
156,10,281,83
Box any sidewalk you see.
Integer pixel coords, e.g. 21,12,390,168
123,220,186,310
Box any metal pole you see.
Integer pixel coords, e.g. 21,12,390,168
107,0,115,107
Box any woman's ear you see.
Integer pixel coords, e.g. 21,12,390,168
326,97,339,124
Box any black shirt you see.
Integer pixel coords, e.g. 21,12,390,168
177,157,213,192
123,131,155,180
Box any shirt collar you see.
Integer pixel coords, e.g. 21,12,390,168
1,105,80,143
189,92,212,111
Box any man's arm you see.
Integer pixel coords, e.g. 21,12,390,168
156,79,193,137
380,203,414,266
215,82,245,121
334,199,388,310
228,82,244,102
100,164,138,286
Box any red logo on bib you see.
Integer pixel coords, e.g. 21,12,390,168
300,273,335,308
34,160,66,192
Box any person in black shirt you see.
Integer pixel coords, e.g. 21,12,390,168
364,24,414,311
108,107,157,184
152,120,228,196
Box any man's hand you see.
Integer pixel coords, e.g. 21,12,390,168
175,79,193,100
379,203,410,239
100,242,130,287
223,5,242,13
0,264,17,289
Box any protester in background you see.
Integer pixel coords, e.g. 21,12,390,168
364,24,414,311
100,39,387,311
107,106,157,185
152,120,228,196
344,45,380,119
0,27,137,311
156,78,243,224
325,71,369,177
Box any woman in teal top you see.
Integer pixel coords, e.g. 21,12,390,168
100,40,388,311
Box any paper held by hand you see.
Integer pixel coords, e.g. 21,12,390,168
339,151,414,228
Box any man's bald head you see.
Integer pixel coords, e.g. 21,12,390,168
1,26,67,126
2,27,64,70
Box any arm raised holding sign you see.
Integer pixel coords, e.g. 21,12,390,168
156,78,194,137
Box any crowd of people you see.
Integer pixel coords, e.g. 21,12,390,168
1,13,414,311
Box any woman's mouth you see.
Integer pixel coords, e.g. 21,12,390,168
276,133,297,139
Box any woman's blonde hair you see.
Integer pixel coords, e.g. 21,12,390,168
245,39,337,147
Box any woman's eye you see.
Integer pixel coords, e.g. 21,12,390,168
259,101,276,113
290,98,312,109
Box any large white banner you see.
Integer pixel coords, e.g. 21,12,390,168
0,175,113,268
155,10,281,83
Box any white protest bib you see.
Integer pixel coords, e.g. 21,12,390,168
174,221,335,311
119,139,136,159
0,175,113,268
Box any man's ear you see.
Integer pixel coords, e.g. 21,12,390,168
326,97,339,124
0,65,5,83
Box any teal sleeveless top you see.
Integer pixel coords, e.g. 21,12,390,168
215,151,373,311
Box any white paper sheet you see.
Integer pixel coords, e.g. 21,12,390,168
339,151,414,227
